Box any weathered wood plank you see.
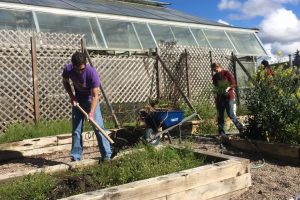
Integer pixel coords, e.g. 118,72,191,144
230,138,300,163
0,140,98,161
167,173,251,200
208,187,249,200
57,132,97,145
0,158,99,183
0,136,58,151
0,132,97,152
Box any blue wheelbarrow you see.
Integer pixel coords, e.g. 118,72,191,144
140,110,184,145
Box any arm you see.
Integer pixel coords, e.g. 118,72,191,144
89,87,100,114
225,71,236,91
63,78,75,99
63,78,76,104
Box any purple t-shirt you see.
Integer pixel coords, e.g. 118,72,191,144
62,63,100,100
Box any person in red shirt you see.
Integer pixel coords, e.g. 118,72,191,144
211,63,245,139
261,60,274,77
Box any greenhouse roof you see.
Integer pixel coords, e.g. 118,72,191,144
0,0,267,56
1,0,228,27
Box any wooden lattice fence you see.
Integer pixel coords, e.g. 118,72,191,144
158,43,233,105
0,30,82,132
0,29,234,133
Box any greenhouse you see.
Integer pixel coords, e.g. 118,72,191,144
0,0,266,56
0,0,268,132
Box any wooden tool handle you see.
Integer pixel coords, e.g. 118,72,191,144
75,104,114,144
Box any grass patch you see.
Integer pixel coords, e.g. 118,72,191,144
0,145,206,200
0,120,94,144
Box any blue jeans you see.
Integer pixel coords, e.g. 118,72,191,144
71,100,111,161
216,99,244,135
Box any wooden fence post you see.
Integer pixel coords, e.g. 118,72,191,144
81,38,86,53
155,48,161,100
231,52,240,105
30,36,40,123
185,49,191,99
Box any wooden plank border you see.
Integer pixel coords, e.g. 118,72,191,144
229,138,300,164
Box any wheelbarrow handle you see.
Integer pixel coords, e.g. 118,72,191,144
74,103,114,144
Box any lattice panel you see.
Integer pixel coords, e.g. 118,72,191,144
0,29,83,132
187,46,214,104
89,53,156,103
36,32,83,49
37,48,80,120
0,44,34,132
158,43,188,105
0,29,32,47
35,33,82,121
158,43,233,105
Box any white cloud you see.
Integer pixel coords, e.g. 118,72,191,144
268,41,300,55
217,19,230,25
218,0,300,58
218,0,242,10
240,0,281,18
259,8,300,44
219,0,299,19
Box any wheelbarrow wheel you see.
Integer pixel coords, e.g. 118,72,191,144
143,128,160,145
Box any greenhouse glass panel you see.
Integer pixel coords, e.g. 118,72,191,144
0,9,35,31
171,26,197,46
36,12,96,47
227,31,266,55
203,29,236,52
99,19,141,49
89,18,106,48
191,28,210,48
133,23,156,49
129,3,195,23
94,0,162,20
149,24,175,44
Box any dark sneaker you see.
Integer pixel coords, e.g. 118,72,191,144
98,158,111,164
219,133,230,145
71,158,80,162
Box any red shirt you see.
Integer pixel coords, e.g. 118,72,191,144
212,70,236,101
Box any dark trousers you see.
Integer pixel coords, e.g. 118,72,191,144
216,99,244,135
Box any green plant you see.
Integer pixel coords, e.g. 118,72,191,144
244,66,300,144
180,102,216,119
0,173,57,200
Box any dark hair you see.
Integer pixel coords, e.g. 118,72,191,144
71,52,86,67
261,59,269,67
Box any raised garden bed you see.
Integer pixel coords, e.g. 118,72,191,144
229,137,300,164
59,149,251,200
0,130,251,200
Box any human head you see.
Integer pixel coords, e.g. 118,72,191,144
71,52,87,73
261,60,269,68
211,63,222,73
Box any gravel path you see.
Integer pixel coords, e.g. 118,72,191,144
0,136,299,200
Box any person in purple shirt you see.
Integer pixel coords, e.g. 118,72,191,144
62,51,111,161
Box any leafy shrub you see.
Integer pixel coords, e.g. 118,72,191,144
244,66,300,144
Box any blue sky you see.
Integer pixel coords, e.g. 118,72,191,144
166,0,300,62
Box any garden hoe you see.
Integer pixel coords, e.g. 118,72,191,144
74,103,114,144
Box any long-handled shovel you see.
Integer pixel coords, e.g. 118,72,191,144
74,103,114,144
